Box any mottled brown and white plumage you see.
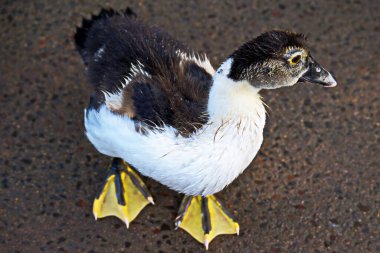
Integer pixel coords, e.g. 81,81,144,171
76,9,336,195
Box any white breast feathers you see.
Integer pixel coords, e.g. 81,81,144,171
85,59,266,196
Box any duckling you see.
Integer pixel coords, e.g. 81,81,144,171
75,8,337,249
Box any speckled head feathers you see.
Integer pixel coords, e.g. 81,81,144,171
227,30,336,89
228,31,308,85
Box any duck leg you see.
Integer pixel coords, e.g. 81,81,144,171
175,195,239,250
93,158,154,227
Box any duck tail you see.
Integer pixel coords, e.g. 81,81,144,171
74,8,137,65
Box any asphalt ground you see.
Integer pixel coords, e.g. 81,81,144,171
1,0,379,252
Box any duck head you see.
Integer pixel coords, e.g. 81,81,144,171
227,30,337,89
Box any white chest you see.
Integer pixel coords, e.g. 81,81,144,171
85,93,266,196
85,59,267,196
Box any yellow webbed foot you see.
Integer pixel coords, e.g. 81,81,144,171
93,158,154,227
175,195,239,250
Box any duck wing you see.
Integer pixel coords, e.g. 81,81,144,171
75,9,215,136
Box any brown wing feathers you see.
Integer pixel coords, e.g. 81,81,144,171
75,9,213,136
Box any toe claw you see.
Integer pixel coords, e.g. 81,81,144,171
147,196,155,205
204,234,210,250
174,220,181,230
124,218,130,229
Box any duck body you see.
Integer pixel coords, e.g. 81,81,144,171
86,72,266,196
81,11,266,196
76,9,337,248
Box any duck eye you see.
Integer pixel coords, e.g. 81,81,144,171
289,55,301,65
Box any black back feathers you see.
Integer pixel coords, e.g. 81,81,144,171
75,8,213,135
228,31,307,81
74,8,136,65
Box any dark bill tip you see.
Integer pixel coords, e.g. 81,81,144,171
298,71,337,87
298,57,337,87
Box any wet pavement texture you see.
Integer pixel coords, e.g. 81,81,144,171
1,0,379,252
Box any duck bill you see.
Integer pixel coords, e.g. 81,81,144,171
298,56,337,87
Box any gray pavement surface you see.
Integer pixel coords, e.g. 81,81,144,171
1,0,379,252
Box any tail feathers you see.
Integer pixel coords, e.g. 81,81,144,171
74,8,136,65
